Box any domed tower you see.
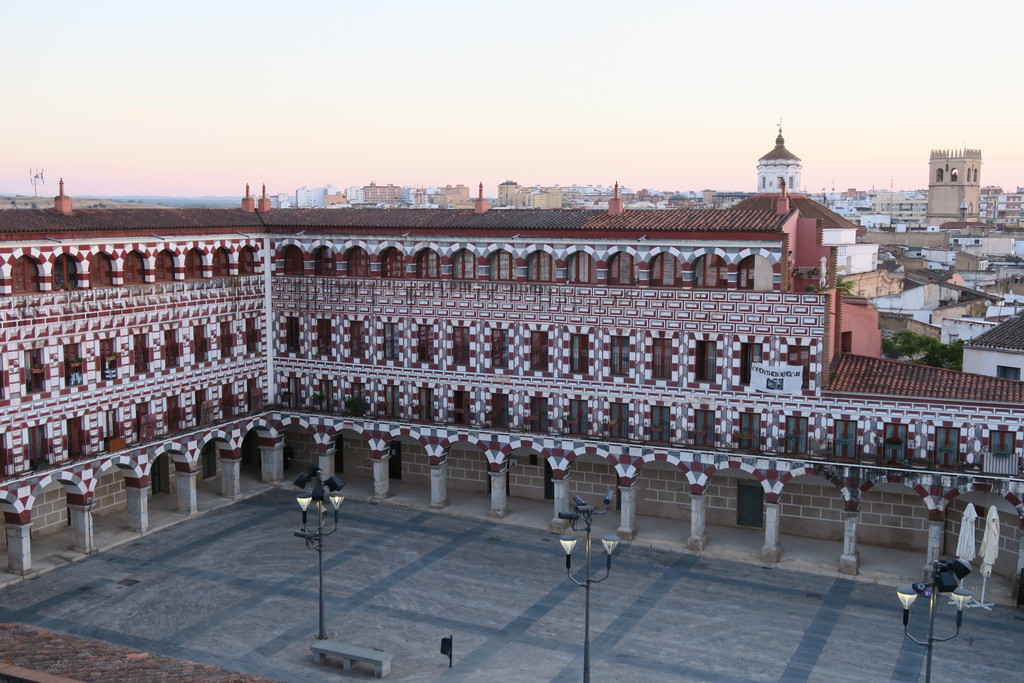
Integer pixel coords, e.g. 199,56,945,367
925,148,981,225
757,126,802,193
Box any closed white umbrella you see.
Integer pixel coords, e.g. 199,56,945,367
955,504,978,564
974,505,1001,609
979,505,1001,578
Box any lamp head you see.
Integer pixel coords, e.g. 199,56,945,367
951,587,972,611
947,559,972,581
293,472,311,489
601,535,619,555
328,492,345,511
603,489,615,506
896,586,918,610
572,495,586,507
559,535,578,555
296,492,313,512
325,475,346,492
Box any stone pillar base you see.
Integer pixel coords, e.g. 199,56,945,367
686,534,708,551
548,518,568,534
488,508,509,519
429,500,447,510
761,545,781,564
617,527,637,541
839,552,859,575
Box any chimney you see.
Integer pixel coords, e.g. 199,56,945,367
241,183,255,212
257,183,272,212
53,178,73,215
775,177,790,214
473,182,489,214
607,181,624,216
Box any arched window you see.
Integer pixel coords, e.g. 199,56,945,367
184,248,204,279
973,168,978,182
347,246,369,277
650,253,681,286
452,249,475,280
123,250,145,284
950,168,959,182
313,246,333,276
416,249,440,278
12,256,40,293
154,250,175,282
91,252,115,287
737,255,756,290
212,248,230,277
281,245,304,275
489,250,514,280
526,251,553,281
607,252,635,285
380,248,405,278
53,254,79,289
238,247,256,275
936,168,944,182
566,252,592,283
693,254,728,288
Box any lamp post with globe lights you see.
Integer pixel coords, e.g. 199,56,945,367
293,465,346,640
896,559,973,683
557,490,619,683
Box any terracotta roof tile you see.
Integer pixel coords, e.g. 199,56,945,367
731,195,860,231
0,207,790,239
827,353,1024,403
966,313,1024,351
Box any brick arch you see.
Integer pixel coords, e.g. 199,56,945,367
238,417,280,442
93,455,146,483
732,247,778,264
442,242,484,258
0,487,28,519
30,470,88,504
194,429,238,456
558,244,599,258
147,445,192,474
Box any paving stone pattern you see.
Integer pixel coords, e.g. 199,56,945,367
0,489,1021,683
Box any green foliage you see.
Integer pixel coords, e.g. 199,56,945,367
345,394,368,416
882,330,963,370
834,278,855,296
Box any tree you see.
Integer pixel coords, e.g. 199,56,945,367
882,330,963,370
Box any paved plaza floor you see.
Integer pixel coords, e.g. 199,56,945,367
0,488,1021,682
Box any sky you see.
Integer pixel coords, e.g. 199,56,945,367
1,0,1021,198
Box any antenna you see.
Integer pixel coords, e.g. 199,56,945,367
29,168,45,197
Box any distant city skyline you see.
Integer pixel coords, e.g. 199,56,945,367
2,0,1021,197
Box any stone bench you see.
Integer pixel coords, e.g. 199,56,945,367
310,640,393,678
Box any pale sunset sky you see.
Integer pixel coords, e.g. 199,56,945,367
1,0,1020,197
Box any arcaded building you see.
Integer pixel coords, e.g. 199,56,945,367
1,180,1023,591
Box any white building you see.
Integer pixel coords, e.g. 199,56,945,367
756,127,801,193
963,314,1024,380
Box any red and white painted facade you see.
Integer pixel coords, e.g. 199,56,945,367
1,184,1022,586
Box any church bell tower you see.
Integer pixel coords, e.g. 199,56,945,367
926,148,981,225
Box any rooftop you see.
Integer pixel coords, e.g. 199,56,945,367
828,353,1024,403
0,207,793,239
966,313,1024,352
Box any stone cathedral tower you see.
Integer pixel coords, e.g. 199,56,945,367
926,148,981,225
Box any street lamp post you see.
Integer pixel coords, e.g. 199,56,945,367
293,465,346,641
557,491,619,683
896,559,973,683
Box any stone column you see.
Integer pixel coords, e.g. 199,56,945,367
125,485,150,533
318,446,336,479
760,502,781,563
1017,533,1024,576
549,477,569,533
370,456,391,503
617,484,637,540
924,518,943,579
220,456,241,500
68,503,95,554
260,443,284,484
488,469,508,518
839,511,859,575
176,470,199,515
687,493,709,551
6,522,32,574
429,461,448,510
